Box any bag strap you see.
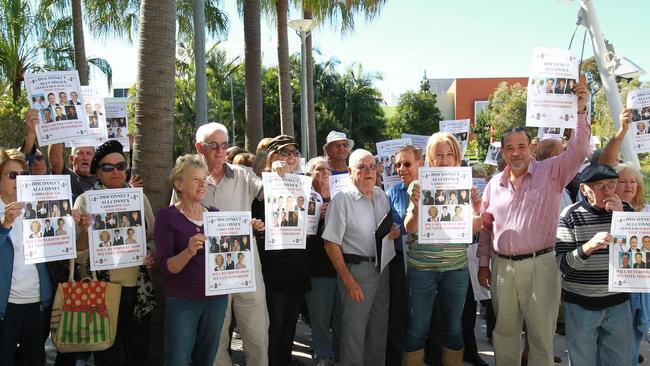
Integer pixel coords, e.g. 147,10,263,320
68,258,74,282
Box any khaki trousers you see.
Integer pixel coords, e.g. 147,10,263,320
490,251,561,366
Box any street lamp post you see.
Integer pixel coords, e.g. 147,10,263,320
288,19,317,158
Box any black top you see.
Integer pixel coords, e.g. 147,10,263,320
306,212,336,278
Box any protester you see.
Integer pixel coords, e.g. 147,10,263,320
0,149,53,366
477,83,590,365
384,145,423,366
19,110,47,175
304,157,341,366
154,154,228,365
402,134,482,366
323,131,353,175
555,163,631,365
322,149,401,366
73,140,155,366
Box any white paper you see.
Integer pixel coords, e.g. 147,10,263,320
467,243,490,300
609,211,650,293
262,172,312,250
329,173,353,198
484,142,500,166
401,133,429,153
104,98,130,151
306,190,323,236
472,177,487,197
418,167,473,244
378,236,396,275
85,188,146,270
24,71,91,145
439,119,470,158
627,89,650,153
376,138,412,191
537,127,565,140
204,211,257,296
16,175,76,264
526,47,579,128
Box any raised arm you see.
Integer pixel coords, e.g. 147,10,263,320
599,108,632,167
48,143,66,174
20,109,39,154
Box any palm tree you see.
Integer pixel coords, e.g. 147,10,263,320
243,0,263,151
193,0,208,126
274,0,294,136
71,0,88,85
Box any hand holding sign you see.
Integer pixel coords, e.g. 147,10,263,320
2,202,24,229
186,234,207,256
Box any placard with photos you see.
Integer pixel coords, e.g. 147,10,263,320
329,173,353,198
262,172,312,250
24,71,91,146
16,175,76,264
627,88,650,153
401,133,429,155
609,211,650,293
85,188,146,271
377,138,412,191
472,177,487,197
204,211,256,296
439,119,470,158
526,47,579,129
104,97,130,151
306,190,324,236
418,167,473,244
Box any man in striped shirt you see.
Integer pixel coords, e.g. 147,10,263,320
555,163,631,365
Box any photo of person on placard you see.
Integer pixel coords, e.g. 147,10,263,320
64,105,78,119
69,90,81,105
98,230,111,247
126,228,138,244
620,252,631,269
29,220,42,238
288,211,299,227
554,78,567,94
55,218,67,236
296,196,306,211
215,254,226,271
220,237,230,252
630,236,640,252
240,235,250,251
235,253,246,269
427,206,439,222
112,229,124,246
458,190,470,205
225,253,235,270
60,200,72,216
49,202,60,218
32,94,46,109
634,252,646,269
422,190,435,205
84,103,93,116
43,219,55,237
439,205,451,221
451,206,463,222
545,78,555,93
130,210,142,226
89,115,99,128
58,91,69,105
636,121,647,135
54,106,67,121
42,108,54,123
36,201,48,218
23,202,36,219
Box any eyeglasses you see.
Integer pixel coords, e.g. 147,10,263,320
2,171,29,179
99,162,128,173
201,141,230,151
278,148,300,157
314,166,331,173
355,163,377,171
394,162,412,168
589,181,617,190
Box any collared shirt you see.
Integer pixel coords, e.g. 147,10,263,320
322,186,390,257
386,181,409,251
477,113,590,266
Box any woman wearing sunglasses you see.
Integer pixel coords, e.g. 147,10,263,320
0,149,53,365
73,140,156,366
402,133,483,366
253,135,311,366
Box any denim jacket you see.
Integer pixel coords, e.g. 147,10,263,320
0,226,53,319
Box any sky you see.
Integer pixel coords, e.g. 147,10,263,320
85,0,650,105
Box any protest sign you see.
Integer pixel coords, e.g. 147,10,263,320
204,211,256,296
104,98,130,151
262,172,312,250
24,71,91,145
16,175,76,264
85,188,146,270
306,190,323,236
439,119,470,158
609,211,650,293
526,47,579,129
472,177,487,197
401,133,429,154
484,142,500,166
418,167,473,244
376,138,411,191
627,89,650,153
329,173,353,198
467,243,490,300
537,127,565,140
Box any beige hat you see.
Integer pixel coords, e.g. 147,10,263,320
323,131,354,151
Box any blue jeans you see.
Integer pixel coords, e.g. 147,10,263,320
564,301,632,366
404,267,468,352
306,277,342,360
164,295,228,366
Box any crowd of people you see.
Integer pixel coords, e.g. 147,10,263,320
1,81,649,366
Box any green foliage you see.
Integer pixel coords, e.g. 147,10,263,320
484,82,534,141
0,84,28,148
386,90,442,139
591,78,647,141
473,109,491,161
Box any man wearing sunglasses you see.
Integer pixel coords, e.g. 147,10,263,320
384,144,423,365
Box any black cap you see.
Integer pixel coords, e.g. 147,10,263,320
90,140,125,174
267,135,298,153
580,163,619,184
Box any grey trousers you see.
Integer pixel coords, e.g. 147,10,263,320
338,261,390,366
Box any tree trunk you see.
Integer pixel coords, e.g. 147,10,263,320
193,0,208,126
71,0,88,85
243,0,263,151
132,1,176,363
276,0,294,137
304,9,316,158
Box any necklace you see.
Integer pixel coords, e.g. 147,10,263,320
178,204,204,232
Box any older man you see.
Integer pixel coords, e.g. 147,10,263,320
323,149,400,366
477,83,590,365
555,163,631,365
323,131,354,175
183,122,268,366
384,145,423,365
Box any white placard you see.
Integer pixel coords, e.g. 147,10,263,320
537,127,565,140
439,119,470,158
526,47,579,129
418,167,473,244
262,173,312,250
467,243,491,300
472,177,487,197
609,211,650,293
306,190,323,236
104,98,130,151
627,89,650,153
329,173,353,198
484,142,500,166
85,188,146,270
24,71,91,145
377,138,412,191
401,133,429,153
204,211,256,296
16,175,76,264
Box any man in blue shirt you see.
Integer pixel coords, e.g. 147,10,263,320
385,145,423,365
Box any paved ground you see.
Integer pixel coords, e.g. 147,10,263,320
46,303,650,365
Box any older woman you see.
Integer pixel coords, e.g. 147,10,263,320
154,154,228,366
126,228,137,244
0,149,53,366
254,135,311,366
74,140,155,366
55,218,67,236
403,133,482,365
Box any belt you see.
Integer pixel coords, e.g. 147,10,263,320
343,253,376,264
496,247,554,261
